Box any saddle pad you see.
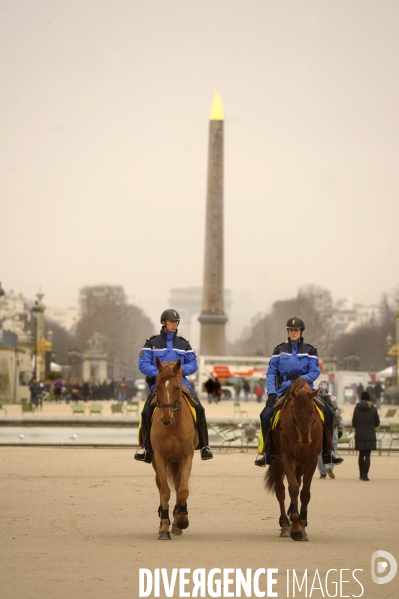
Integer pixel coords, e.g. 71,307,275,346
257,399,325,454
137,394,197,446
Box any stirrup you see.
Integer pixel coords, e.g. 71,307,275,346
134,448,153,463
322,452,343,465
254,453,267,467
255,452,274,467
200,446,213,460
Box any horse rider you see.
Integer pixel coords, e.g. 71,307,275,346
254,316,344,468
134,309,213,463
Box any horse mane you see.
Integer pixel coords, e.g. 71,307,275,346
156,361,182,386
290,377,312,395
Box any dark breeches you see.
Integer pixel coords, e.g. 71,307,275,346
260,405,275,426
141,388,205,426
358,449,371,475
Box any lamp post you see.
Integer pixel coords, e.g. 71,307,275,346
0,283,5,402
31,301,41,380
386,332,398,387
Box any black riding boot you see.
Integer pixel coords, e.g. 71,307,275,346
134,422,154,464
322,420,343,465
255,422,275,467
197,419,213,460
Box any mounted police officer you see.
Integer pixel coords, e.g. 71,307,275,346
134,309,213,463
254,316,344,468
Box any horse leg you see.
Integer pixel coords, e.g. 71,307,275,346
284,463,306,542
171,464,184,535
270,463,290,538
173,456,192,532
298,461,317,542
155,459,172,540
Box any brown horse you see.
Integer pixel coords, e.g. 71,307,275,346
150,357,199,540
264,378,323,541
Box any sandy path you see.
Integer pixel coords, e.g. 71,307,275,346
0,447,397,599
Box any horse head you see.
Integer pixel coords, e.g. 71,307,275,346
290,378,319,446
153,358,182,426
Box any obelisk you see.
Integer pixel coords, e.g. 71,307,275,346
198,91,228,356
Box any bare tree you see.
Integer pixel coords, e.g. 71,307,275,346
233,286,333,357
75,285,154,379
45,319,76,365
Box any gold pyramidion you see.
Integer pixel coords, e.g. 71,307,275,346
210,90,224,121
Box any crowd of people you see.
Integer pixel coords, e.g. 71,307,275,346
29,377,133,405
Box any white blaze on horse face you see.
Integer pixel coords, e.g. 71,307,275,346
165,380,170,402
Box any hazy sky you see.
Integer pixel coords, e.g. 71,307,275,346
2,1,399,340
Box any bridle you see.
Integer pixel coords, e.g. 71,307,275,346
291,389,317,446
156,374,182,426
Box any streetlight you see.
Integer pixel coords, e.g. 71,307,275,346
0,283,5,402
386,333,397,387
31,301,41,380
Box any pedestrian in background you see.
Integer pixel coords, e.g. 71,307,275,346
317,381,344,480
234,380,242,400
352,391,380,481
117,378,128,404
204,375,215,404
243,380,250,402
255,382,264,403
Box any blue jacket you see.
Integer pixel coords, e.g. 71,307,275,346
138,329,197,390
266,338,320,397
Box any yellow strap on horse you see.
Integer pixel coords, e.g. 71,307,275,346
315,404,325,422
257,400,325,454
137,395,197,446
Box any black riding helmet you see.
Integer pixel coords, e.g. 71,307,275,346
160,309,181,324
286,316,305,331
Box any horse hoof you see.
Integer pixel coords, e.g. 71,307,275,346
280,529,290,538
171,524,183,535
158,532,171,540
290,529,308,541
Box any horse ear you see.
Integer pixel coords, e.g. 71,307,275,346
156,357,162,370
310,389,319,398
174,359,182,372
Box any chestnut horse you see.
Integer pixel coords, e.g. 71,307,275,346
150,357,199,540
264,378,323,541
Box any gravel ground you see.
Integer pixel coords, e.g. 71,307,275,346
0,447,398,599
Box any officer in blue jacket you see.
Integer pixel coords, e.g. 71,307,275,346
134,309,213,463
254,316,344,467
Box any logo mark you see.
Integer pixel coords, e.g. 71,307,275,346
371,550,397,584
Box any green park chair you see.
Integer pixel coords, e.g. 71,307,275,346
21,403,34,413
233,402,248,418
89,403,103,415
209,423,243,452
111,404,124,415
337,428,355,454
375,426,385,456
384,408,397,420
388,423,399,455
71,404,85,415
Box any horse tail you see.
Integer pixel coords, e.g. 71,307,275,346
264,464,285,494
264,467,275,494
166,461,180,490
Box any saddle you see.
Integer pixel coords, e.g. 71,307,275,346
138,389,199,447
271,395,325,432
